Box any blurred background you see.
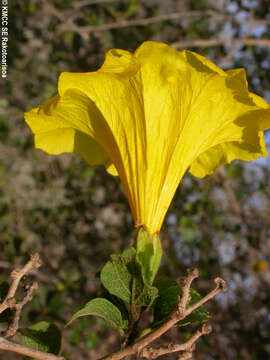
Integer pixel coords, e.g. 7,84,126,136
1,0,270,359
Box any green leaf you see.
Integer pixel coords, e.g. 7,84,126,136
100,247,158,307
101,287,129,329
153,276,178,293
136,228,162,285
20,321,61,355
122,247,136,257
134,281,158,307
67,298,126,335
100,249,136,303
153,285,210,328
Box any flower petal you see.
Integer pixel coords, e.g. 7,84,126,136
133,41,270,231
58,55,147,224
25,89,112,169
189,137,267,178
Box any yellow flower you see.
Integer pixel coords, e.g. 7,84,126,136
25,41,270,234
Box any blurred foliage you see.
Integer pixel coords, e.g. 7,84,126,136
20,321,62,355
1,0,270,359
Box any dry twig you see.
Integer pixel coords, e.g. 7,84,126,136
4,282,39,338
73,0,119,7
0,253,41,338
0,254,65,359
0,253,41,315
43,0,270,51
0,337,65,360
54,3,270,47
101,269,227,360
142,324,212,359
57,10,221,36
171,38,270,49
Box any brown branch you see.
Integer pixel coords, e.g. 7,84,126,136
42,0,66,22
0,337,65,360
178,347,195,360
171,38,270,49
4,282,39,338
58,10,220,35
178,268,199,315
73,0,119,7
56,4,270,39
0,261,59,286
100,270,226,360
0,253,41,315
0,254,64,359
185,278,226,316
142,324,212,359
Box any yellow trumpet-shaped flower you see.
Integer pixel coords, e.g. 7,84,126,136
25,41,270,234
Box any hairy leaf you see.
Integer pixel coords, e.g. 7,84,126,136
134,281,158,307
100,249,136,303
67,298,127,335
101,287,129,328
100,247,158,307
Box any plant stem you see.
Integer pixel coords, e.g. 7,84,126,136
0,337,65,360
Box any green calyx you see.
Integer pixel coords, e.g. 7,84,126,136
135,227,162,286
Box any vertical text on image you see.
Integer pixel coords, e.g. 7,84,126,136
1,0,8,78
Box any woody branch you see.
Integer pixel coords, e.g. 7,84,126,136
101,269,227,360
0,254,65,360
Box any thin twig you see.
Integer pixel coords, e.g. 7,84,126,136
42,0,66,21
0,261,59,285
185,278,226,316
0,253,41,315
0,337,65,360
73,0,119,7
100,271,226,360
178,268,199,315
58,10,220,34
178,348,194,360
4,282,39,338
171,38,270,49
0,255,64,359
56,4,270,38
142,324,212,359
